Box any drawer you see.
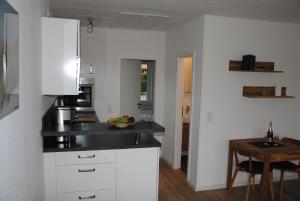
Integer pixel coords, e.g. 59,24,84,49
57,189,115,201
56,150,116,165
56,163,116,193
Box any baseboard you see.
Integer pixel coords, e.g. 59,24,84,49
194,175,299,192
186,180,197,191
195,184,226,191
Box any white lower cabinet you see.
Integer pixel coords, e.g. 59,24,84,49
57,189,115,201
116,148,159,201
56,163,115,193
44,148,159,201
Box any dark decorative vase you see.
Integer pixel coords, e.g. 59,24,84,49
241,55,256,70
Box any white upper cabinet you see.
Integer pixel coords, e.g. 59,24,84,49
42,17,80,95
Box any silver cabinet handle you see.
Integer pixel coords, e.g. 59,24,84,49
78,154,95,159
78,168,95,173
78,195,96,200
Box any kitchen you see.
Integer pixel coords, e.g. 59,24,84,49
40,17,165,201
1,0,167,199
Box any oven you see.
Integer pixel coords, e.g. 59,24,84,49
62,78,94,111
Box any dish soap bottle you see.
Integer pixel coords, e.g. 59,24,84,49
266,121,274,143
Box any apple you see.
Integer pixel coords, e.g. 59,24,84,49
128,117,135,123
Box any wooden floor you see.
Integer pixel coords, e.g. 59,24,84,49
159,160,300,201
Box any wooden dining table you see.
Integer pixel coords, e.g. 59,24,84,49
227,138,300,201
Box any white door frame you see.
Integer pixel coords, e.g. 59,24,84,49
174,51,195,181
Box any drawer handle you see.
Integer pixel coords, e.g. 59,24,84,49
78,154,95,159
78,168,96,173
78,195,96,200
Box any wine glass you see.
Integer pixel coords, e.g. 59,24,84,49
273,135,280,146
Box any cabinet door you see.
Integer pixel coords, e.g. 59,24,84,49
42,17,80,95
116,148,159,201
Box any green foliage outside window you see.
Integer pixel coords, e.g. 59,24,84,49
141,73,147,92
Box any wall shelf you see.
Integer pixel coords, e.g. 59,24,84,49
229,59,294,99
229,60,283,73
231,69,284,73
242,86,295,99
244,95,295,99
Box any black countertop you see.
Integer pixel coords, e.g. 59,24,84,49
42,121,165,136
42,109,164,152
43,133,161,152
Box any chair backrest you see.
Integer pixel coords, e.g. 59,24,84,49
233,144,254,171
282,137,300,145
282,138,300,166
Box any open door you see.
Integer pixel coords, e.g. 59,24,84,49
120,59,141,118
174,55,193,178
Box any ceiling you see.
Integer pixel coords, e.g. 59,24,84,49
50,0,300,31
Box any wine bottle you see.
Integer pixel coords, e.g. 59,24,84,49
267,121,274,143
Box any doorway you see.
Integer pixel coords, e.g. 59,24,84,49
174,55,193,177
120,59,155,121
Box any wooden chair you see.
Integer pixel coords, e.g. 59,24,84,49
229,144,275,201
272,137,300,201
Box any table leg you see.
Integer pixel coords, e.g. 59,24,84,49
261,158,270,201
227,141,234,190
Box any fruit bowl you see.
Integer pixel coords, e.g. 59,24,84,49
110,122,135,128
107,116,135,128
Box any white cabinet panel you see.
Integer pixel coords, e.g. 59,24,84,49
55,150,116,166
116,148,159,201
42,17,80,95
57,189,115,201
56,163,115,193
44,148,159,201
44,153,57,201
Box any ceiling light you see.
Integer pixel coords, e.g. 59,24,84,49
120,12,170,18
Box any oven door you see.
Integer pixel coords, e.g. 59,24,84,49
63,85,93,110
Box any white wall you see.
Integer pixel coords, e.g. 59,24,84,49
0,0,51,201
81,28,166,126
196,15,300,190
164,17,204,188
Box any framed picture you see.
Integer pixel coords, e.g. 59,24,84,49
0,0,19,120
